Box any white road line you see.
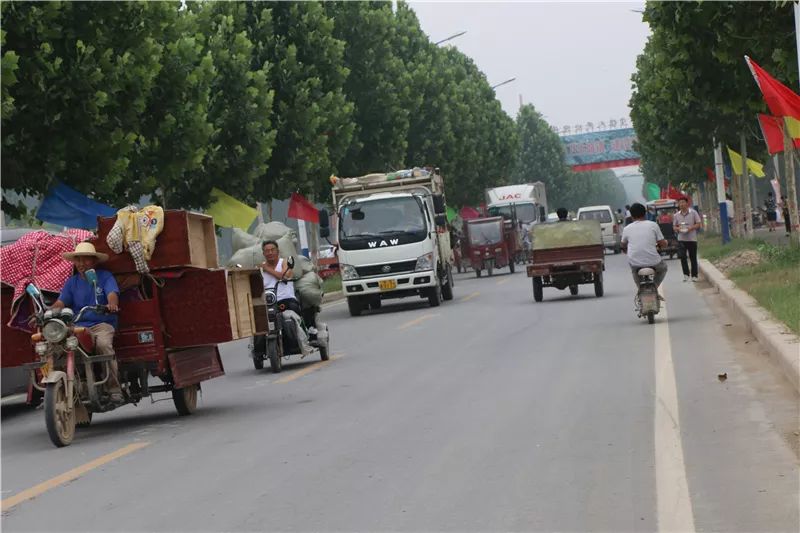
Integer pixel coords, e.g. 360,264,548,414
654,300,696,533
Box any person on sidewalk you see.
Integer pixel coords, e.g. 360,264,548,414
673,196,703,282
780,195,791,236
764,192,778,232
621,203,668,293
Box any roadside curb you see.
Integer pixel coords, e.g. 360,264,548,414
322,290,344,304
698,258,799,394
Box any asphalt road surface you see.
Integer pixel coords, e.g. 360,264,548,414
2,253,798,532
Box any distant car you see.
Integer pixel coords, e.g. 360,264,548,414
318,244,336,259
576,205,621,254
546,212,559,223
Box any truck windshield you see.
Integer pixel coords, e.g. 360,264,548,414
488,203,538,223
468,221,503,245
339,196,427,246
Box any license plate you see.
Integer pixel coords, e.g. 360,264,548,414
379,280,397,291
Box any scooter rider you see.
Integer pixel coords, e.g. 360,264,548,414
260,240,311,356
621,203,668,295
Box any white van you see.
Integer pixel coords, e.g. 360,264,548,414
576,205,621,253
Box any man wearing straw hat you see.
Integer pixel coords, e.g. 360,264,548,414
52,242,123,400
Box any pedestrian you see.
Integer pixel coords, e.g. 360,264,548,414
624,205,632,226
764,192,778,232
781,195,791,236
725,194,734,232
673,196,703,282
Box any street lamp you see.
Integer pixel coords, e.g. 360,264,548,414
434,31,466,46
491,77,516,90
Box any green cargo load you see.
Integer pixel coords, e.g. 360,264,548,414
531,220,602,250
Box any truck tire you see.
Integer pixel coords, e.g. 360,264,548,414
569,284,579,295
347,297,363,317
442,267,454,301
532,277,543,302
428,283,442,307
594,273,604,297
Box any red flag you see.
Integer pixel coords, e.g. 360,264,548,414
287,192,319,224
745,57,800,119
757,113,800,154
705,167,716,183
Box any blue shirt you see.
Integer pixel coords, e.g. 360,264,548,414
58,269,119,328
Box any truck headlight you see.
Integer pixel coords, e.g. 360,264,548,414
415,252,433,271
340,264,359,281
42,319,68,343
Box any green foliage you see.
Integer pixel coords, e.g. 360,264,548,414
630,2,797,186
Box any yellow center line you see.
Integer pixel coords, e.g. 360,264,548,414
496,278,509,285
397,313,439,330
460,291,480,302
274,355,340,384
1,441,150,512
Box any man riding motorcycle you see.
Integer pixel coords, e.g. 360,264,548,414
621,203,668,294
260,240,312,356
51,242,124,401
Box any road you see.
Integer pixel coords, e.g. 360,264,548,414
2,254,798,532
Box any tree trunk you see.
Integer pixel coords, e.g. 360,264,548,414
786,128,800,244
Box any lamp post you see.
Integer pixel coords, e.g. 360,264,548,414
434,31,466,46
491,77,516,90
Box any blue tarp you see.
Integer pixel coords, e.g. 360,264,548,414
36,181,117,229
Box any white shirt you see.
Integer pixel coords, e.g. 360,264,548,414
621,220,664,267
725,199,734,218
262,258,297,302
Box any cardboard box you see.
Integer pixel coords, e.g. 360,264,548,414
95,210,218,273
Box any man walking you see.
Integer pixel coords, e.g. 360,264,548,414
673,196,703,282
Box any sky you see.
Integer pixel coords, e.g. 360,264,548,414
408,1,651,132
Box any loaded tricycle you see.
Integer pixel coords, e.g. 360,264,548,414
463,216,517,277
646,199,679,258
526,220,605,301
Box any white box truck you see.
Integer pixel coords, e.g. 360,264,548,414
485,182,548,225
319,168,455,316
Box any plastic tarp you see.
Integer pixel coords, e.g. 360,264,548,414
531,220,602,250
36,181,117,229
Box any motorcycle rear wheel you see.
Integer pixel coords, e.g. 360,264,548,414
45,380,75,447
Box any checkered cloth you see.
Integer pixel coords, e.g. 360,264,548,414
0,229,92,325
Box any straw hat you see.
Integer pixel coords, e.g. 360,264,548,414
62,242,108,262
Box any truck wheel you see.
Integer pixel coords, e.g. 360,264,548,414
45,380,75,447
594,273,604,297
173,384,198,416
347,297,363,317
532,277,543,302
569,285,578,295
428,283,442,307
442,267,454,301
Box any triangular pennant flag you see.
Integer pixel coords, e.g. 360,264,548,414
726,146,766,178
206,188,258,230
745,56,800,120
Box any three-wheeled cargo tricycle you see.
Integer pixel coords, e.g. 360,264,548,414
526,220,605,301
646,199,679,259
463,216,517,277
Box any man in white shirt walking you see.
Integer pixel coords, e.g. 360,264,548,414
673,197,703,282
621,203,668,291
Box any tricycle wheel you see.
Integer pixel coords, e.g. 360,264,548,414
532,277,543,302
509,261,516,274
594,273,604,297
252,356,264,370
487,260,494,277
45,380,75,447
475,269,482,278
173,384,198,416
647,312,655,324
347,297,363,317
569,284,579,296
268,334,283,373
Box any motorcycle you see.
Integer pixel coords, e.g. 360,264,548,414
251,257,330,373
635,267,661,324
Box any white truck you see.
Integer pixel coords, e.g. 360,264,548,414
319,168,455,317
485,182,548,225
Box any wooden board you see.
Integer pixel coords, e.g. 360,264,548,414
226,269,266,339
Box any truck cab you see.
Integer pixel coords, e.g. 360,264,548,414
323,170,454,316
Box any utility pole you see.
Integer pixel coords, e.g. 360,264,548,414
714,142,731,243
740,132,754,237
784,125,800,243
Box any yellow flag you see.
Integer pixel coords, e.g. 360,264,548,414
206,188,258,230
726,146,766,178
785,116,800,139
